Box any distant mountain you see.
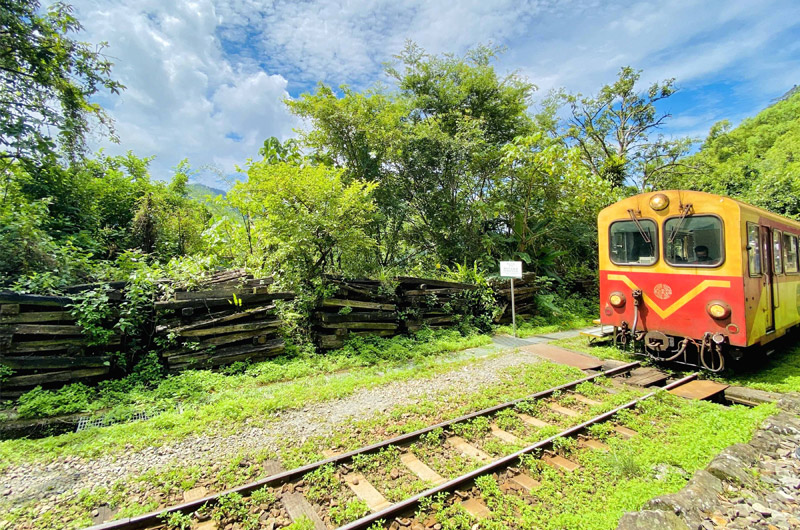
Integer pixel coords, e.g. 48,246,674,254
186,183,226,201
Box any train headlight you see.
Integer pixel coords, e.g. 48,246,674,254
609,292,626,308
706,301,731,320
649,193,670,211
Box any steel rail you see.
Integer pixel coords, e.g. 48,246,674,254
338,372,698,530
86,361,641,530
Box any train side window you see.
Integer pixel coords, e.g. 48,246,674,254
747,223,762,276
773,230,783,274
664,215,723,267
783,233,799,273
609,219,658,265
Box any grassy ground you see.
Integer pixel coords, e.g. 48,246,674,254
1,360,587,529
551,335,635,362
716,336,800,393
2,312,793,529
0,329,492,467
0,335,783,529
495,307,594,339
456,394,776,530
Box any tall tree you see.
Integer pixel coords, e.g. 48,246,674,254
563,66,690,189
0,0,123,172
289,43,535,269
228,160,377,287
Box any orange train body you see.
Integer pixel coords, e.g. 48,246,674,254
598,190,800,367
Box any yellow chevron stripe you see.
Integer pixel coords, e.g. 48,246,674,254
607,274,730,319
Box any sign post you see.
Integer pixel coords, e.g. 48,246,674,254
499,261,523,337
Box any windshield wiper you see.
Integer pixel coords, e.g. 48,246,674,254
668,203,693,243
627,209,651,244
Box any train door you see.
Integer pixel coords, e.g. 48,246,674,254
760,226,776,332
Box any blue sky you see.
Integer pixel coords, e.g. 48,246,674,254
70,0,800,188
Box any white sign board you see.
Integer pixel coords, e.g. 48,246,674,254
499,261,523,279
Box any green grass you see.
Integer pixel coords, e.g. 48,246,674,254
518,396,775,530
0,329,491,467
1,349,779,530
550,335,635,362
0,359,586,530
415,392,775,530
714,339,800,393
495,315,593,339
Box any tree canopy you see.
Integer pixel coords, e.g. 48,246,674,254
0,0,123,171
289,44,539,270
563,67,690,190
663,89,800,217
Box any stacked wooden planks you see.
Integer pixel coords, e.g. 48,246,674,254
315,277,399,350
397,276,479,332
490,272,538,324
156,270,293,372
0,291,119,398
314,276,482,349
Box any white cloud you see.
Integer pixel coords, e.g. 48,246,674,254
65,0,800,187
216,0,550,86
73,0,298,187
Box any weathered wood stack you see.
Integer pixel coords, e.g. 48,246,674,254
314,276,482,349
314,277,400,350
0,290,121,398
396,276,479,332
155,270,293,372
490,272,538,323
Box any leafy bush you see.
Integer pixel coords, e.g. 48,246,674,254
160,511,192,530
17,384,94,419
69,287,116,345
0,364,14,384
442,262,501,332
329,499,370,526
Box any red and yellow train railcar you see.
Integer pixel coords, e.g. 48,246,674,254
598,190,800,371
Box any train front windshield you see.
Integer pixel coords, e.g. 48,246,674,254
609,219,657,265
664,215,723,266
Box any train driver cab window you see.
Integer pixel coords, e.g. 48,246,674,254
609,219,657,265
664,215,723,266
784,233,799,273
773,230,783,274
747,223,762,276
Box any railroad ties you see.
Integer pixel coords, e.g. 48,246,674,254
315,276,481,350
87,356,734,530
0,287,123,399
155,270,291,373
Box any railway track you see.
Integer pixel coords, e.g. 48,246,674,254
87,361,719,530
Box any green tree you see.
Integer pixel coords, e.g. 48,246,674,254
666,90,800,217
227,161,377,288
563,66,691,189
289,43,535,269
0,0,124,171
494,133,621,284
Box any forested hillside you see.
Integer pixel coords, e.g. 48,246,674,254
666,89,800,216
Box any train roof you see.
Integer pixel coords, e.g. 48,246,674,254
600,190,800,227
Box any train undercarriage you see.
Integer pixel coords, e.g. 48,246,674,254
611,323,741,373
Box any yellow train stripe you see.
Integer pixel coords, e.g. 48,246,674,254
607,274,730,319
